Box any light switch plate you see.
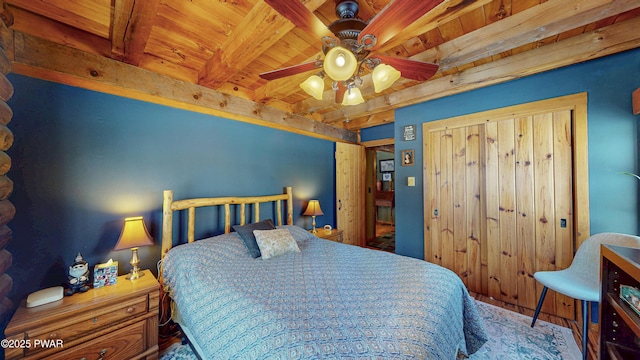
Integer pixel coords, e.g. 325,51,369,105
408,177,415,186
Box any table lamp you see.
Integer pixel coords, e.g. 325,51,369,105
114,216,154,280
303,200,324,233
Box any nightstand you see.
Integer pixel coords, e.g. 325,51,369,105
4,269,159,360
311,228,343,242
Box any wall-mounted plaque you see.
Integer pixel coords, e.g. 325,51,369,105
403,125,416,141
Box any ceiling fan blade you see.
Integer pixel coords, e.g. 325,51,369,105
259,60,322,81
373,55,439,81
264,0,334,39
359,0,443,50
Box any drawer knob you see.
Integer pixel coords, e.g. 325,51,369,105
92,317,98,323
97,348,107,360
126,307,134,313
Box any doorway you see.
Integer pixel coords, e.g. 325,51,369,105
366,148,396,252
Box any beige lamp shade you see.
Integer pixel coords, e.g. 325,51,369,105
300,75,325,100
342,87,365,106
323,47,358,81
114,216,154,250
372,63,401,93
303,200,324,216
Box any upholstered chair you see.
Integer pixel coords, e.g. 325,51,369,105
530,232,640,360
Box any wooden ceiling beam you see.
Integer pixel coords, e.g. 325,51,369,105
198,0,325,89
343,110,395,131
11,31,357,143
6,0,110,38
322,15,640,123
7,5,111,57
434,0,640,71
111,0,161,65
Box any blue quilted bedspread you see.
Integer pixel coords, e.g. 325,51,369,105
162,225,487,359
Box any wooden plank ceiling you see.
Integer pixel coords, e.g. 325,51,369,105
4,0,640,142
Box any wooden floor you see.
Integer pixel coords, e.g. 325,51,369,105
470,291,599,359
375,222,395,237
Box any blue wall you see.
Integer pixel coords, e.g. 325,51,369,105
394,48,640,259
5,75,337,302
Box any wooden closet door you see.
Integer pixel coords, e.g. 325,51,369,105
336,142,365,247
425,108,575,318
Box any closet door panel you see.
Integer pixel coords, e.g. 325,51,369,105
466,125,483,293
514,116,537,310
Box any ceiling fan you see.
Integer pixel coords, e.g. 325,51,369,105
259,0,442,105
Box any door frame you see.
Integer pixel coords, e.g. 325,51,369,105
361,138,394,242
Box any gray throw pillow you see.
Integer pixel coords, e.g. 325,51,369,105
233,219,276,258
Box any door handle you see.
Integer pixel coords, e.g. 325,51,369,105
338,199,342,211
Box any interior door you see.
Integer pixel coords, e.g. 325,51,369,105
423,94,589,320
336,142,365,246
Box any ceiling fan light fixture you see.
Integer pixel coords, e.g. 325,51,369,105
323,46,358,81
342,86,365,106
372,63,401,93
300,75,325,100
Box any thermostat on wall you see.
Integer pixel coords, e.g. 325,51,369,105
26,286,64,308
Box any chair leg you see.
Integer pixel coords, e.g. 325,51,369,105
582,300,588,360
531,286,548,327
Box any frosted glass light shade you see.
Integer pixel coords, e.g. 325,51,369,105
342,87,365,106
323,47,358,81
372,63,401,93
299,75,324,100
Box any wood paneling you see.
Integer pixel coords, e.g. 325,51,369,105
423,94,589,319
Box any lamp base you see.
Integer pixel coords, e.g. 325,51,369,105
125,268,145,280
126,247,144,280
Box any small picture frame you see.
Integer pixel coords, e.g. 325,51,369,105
382,172,392,181
403,125,416,141
379,159,395,172
401,149,415,166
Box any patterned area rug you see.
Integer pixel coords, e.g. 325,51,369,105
160,300,582,359
366,231,395,252
469,301,582,359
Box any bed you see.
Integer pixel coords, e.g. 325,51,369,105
160,187,487,359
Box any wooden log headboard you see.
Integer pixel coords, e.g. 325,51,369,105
161,187,293,258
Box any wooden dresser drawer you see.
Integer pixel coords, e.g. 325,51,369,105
46,321,145,360
24,295,148,356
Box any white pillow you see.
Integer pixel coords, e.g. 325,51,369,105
253,228,300,260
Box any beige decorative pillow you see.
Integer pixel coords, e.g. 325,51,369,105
253,229,300,260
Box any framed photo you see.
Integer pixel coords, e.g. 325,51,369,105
401,149,415,166
382,172,392,181
379,159,395,172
